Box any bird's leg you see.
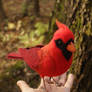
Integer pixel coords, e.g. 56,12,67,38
43,77,48,92
46,77,54,84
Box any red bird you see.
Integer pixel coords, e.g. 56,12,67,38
7,20,76,88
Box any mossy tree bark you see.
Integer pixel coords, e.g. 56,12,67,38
48,0,92,91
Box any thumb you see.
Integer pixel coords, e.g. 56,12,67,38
64,74,75,89
17,80,34,92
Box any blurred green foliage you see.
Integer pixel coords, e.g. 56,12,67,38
19,22,48,47
0,0,55,91
0,19,48,92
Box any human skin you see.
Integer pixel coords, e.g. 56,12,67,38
17,73,75,92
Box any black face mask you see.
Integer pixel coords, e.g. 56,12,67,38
55,39,74,61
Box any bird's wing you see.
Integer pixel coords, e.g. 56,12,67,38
18,45,43,70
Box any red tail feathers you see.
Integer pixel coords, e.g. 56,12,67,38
7,52,23,60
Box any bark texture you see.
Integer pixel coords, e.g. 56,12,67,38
48,0,92,91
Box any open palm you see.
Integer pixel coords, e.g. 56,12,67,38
17,73,75,92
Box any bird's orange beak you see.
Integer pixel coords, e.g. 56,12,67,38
66,42,76,53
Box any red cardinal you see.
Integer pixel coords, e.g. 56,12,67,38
7,20,75,87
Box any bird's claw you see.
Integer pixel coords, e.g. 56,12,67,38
56,82,64,87
46,78,64,87
46,80,54,84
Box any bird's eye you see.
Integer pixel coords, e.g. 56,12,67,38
57,40,62,45
55,39,63,46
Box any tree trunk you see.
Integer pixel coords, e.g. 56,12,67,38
48,0,92,91
0,0,7,26
33,0,40,16
23,0,40,17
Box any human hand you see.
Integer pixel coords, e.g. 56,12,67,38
17,73,75,92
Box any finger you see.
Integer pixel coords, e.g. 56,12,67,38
64,74,75,88
59,72,67,85
17,80,34,92
52,72,67,86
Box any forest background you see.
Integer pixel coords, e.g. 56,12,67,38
0,0,92,92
